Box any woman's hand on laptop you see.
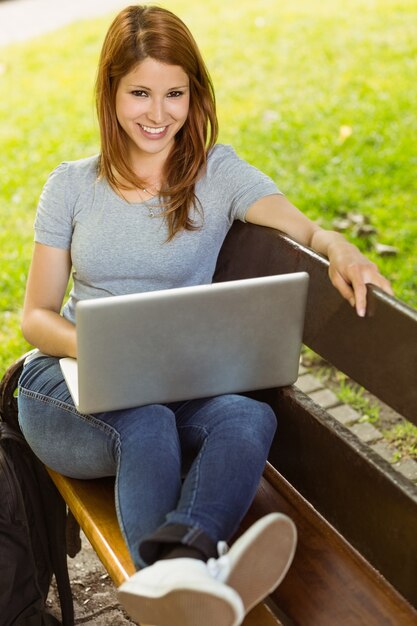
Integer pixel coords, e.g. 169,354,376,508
245,194,394,317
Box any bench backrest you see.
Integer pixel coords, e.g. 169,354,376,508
214,222,417,608
214,221,417,424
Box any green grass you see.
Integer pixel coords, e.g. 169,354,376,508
335,375,380,424
384,421,417,460
1,0,417,376
301,351,381,424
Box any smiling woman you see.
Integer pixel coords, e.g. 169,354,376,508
16,5,393,626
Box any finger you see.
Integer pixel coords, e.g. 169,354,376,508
355,267,395,302
328,268,355,307
346,266,369,317
371,274,395,296
352,282,367,317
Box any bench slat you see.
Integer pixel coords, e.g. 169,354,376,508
47,470,134,585
47,468,284,626
250,464,417,626
214,222,417,425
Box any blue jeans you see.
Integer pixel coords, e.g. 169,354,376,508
18,356,277,569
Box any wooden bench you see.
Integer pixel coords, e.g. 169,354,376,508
1,222,417,625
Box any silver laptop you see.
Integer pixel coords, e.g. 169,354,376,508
60,273,309,414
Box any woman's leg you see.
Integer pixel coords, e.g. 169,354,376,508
172,394,277,540
138,394,277,563
118,394,281,626
18,356,183,569
161,395,296,617
98,403,183,566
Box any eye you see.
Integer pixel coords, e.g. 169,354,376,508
167,90,184,98
131,90,148,97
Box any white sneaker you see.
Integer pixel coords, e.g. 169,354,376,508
117,557,245,626
207,513,297,613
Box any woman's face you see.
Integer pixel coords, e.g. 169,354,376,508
115,57,190,165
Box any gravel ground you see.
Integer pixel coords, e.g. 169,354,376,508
47,533,136,626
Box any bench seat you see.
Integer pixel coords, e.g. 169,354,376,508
46,468,284,626
46,460,417,626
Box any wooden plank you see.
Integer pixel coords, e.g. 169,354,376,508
214,222,417,424
46,469,283,626
47,470,135,585
246,464,417,626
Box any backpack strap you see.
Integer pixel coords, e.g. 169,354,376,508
31,450,75,626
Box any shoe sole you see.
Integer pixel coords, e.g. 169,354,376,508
226,513,297,613
118,583,242,626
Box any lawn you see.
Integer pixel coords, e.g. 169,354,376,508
1,0,416,376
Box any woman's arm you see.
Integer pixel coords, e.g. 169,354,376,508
245,194,393,317
21,243,77,357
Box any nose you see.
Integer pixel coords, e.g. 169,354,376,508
147,97,165,125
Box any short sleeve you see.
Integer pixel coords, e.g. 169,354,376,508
206,145,282,223
34,162,73,249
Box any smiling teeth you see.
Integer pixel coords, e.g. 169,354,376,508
140,124,166,134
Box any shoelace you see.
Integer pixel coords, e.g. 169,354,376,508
206,541,231,582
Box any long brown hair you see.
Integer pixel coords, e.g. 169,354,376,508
95,5,218,239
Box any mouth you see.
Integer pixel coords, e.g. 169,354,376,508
138,123,169,138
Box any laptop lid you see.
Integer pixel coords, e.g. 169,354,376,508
60,273,309,414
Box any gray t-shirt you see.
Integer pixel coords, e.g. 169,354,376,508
34,144,281,324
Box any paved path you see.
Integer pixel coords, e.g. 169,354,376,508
0,0,127,47
296,365,417,483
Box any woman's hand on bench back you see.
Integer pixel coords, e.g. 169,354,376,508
245,194,394,317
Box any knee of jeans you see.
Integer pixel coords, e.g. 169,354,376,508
239,398,277,444
114,404,180,455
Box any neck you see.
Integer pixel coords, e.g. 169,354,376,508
127,143,171,185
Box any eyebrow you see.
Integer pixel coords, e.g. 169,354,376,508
127,84,189,90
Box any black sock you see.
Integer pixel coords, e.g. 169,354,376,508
159,543,206,562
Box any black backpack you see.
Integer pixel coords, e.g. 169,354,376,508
0,421,74,626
